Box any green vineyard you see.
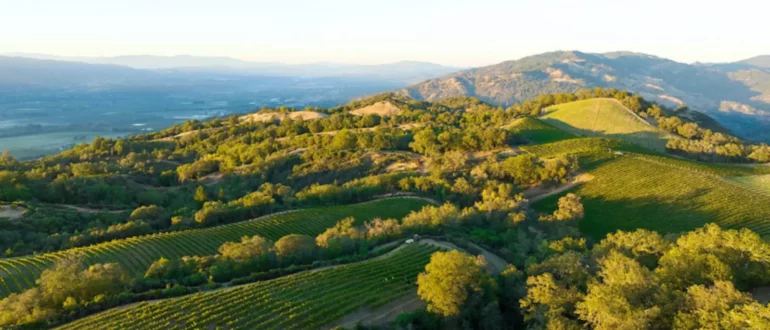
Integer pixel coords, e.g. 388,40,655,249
533,155,770,239
57,243,439,330
508,117,575,144
521,137,626,158
542,98,672,152
0,197,430,299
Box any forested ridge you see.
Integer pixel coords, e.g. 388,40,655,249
0,88,769,329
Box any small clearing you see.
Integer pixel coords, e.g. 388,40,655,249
240,110,328,123
524,173,595,203
0,205,26,220
350,101,401,117
200,172,224,185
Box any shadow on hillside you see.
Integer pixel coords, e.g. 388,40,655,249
540,117,669,152
532,186,756,240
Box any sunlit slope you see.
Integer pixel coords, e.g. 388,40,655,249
532,153,770,239
542,98,672,152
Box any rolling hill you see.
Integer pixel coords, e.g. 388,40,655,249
540,98,673,152
399,50,770,142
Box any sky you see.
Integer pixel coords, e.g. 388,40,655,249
1,0,768,67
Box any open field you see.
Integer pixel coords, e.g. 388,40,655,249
350,101,401,117
532,155,770,239
542,98,672,152
240,110,329,123
56,244,439,330
0,131,126,159
0,197,430,299
0,205,26,220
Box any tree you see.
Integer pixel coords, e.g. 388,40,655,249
219,235,274,262
592,229,669,268
315,217,363,250
402,203,461,228
364,218,402,241
274,234,317,259
673,281,770,329
129,205,163,223
576,251,663,330
194,186,208,204
417,250,489,317
36,256,128,307
541,193,584,222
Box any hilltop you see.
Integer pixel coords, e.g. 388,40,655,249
541,98,673,152
399,50,770,142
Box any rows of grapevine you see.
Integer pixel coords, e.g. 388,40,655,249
727,175,770,196
533,156,770,239
521,137,626,158
629,153,770,177
57,243,439,330
507,117,575,144
541,98,672,152
0,197,430,298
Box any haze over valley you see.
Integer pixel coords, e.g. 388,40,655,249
2,1,770,329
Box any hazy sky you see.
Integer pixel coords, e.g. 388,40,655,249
1,0,767,67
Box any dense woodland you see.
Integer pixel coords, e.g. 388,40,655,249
0,88,769,329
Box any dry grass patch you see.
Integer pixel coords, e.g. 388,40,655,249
240,110,328,123
0,205,25,220
350,101,401,117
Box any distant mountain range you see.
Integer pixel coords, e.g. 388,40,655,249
398,51,770,142
3,53,461,84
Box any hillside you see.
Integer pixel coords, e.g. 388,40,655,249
0,198,428,299
239,110,329,123
399,50,770,142
58,244,439,330
741,55,770,68
541,98,672,152
3,89,770,329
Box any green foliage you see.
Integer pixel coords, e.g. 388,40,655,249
0,198,428,299
417,250,490,317
58,244,438,330
533,155,770,239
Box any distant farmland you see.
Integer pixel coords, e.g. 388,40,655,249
0,131,126,159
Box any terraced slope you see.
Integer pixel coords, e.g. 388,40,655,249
57,244,439,330
533,154,770,239
542,98,673,152
0,197,429,298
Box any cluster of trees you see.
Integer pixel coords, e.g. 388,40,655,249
0,257,129,327
409,126,511,156
140,215,404,289
519,224,770,329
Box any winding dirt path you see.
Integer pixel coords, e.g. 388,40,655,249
524,173,594,204
59,205,128,214
326,239,508,329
